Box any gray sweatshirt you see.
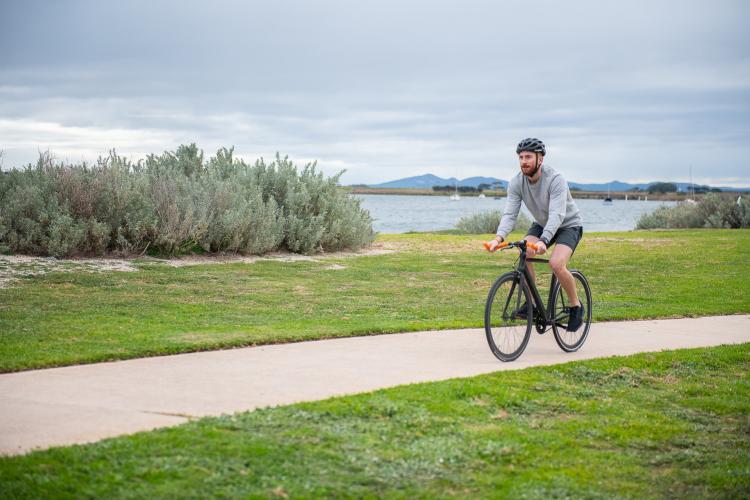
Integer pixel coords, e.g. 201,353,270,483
496,165,583,242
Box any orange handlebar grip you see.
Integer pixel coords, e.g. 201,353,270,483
483,241,508,252
526,241,541,251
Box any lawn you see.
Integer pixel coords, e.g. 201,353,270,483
1,344,748,498
1,229,749,372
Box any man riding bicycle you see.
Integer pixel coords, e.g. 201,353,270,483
486,138,585,332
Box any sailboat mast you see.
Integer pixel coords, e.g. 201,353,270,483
690,165,694,198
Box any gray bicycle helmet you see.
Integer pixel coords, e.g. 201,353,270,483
516,138,546,156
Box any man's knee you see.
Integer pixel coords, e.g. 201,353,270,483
549,249,573,274
549,256,567,274
550,244,574,274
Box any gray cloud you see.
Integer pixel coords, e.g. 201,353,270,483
1,0,748,186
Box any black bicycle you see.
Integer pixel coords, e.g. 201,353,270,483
483,239,592,361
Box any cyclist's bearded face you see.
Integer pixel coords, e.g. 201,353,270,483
519,152,542,178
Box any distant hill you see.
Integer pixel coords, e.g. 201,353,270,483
370,174,507,189
368,174,750,192
568,180,649,192
570,180,750,193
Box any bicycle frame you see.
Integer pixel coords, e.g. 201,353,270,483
520,256,552,315
510,244,568,331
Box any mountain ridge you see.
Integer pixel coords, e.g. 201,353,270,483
366,174,750,192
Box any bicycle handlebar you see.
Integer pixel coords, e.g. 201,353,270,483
483,240,541,253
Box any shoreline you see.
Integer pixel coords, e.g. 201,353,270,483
346,187,709,201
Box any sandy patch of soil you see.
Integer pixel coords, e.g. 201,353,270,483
584,237,675,245
0,241,400,287
0,255,137,289
156,241,399,267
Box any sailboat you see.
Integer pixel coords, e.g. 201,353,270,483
686,166,697,204
603,183,613,205
450,179,461,201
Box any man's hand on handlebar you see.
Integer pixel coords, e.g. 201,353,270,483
527,239,547,257
486,236,503,252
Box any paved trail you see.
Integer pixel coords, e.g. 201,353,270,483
1,315,748,456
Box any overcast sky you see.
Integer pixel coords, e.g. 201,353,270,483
1,0,748,186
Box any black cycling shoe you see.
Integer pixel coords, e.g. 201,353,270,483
567,304,585,332
514,301,537,320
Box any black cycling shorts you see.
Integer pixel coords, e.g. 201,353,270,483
526,223,583,252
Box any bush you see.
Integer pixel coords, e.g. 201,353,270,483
455,210,532,234
0,146,374,257
636,193,750,230
647,182,677,194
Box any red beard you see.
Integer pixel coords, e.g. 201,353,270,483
522,163,540,178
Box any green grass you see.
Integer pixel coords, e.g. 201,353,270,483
1,344,748,498
1,229,749,372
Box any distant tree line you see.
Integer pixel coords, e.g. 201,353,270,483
432,183,498,193
625,182,721,194
433,185,478,193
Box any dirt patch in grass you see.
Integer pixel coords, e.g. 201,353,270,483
0,255,137,289
0,241,400,288
152,241,400,267
585,237,674,245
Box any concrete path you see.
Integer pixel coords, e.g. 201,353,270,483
1,315,749,456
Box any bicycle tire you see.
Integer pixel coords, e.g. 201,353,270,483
484,272,533,361
550,270,592,352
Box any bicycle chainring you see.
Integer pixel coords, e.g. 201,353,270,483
535,318,547,334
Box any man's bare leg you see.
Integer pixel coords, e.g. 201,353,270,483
548,244,580,306
524,235,542,281
523,236,540,303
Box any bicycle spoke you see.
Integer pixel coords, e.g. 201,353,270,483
501,279,517,320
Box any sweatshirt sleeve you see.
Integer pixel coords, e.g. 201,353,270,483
496,179,522,240
542,175,567,242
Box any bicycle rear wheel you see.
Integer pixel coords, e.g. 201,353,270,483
484,272,532,362
550,270,592,352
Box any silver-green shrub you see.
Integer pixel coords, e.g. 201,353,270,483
249,154,373,253
636,194,750,230
0,154,93,257
0,145,373,257
455,210,532,235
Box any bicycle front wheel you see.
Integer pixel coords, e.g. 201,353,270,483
484,272,532,362
550,270,592,352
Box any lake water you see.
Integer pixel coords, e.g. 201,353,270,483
355,194,676,234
